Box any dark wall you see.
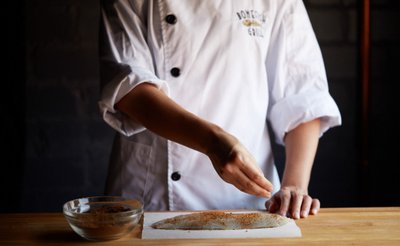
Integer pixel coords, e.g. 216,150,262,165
1,2,26,212
1,0,399,212
23,0,114,212
366,0,400,206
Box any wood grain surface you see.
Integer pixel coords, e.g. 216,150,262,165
1,207,399,245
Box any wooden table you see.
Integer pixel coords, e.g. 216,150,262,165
1,207,399,245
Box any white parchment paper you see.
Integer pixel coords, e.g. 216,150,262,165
141,211,302,239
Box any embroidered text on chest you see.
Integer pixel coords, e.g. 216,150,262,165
236,9,266,37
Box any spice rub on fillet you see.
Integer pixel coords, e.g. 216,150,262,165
151,211,290,230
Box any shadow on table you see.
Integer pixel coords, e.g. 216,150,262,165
35,230,89,244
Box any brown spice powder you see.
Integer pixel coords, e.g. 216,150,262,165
159,211,266,229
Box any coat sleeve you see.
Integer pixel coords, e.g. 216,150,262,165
98,0,169,136
266,0,342,145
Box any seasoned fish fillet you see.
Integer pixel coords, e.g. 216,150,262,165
151,211,290,230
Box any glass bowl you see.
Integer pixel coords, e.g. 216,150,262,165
63,196,143,241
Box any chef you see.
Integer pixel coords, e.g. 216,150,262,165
98,0,342,219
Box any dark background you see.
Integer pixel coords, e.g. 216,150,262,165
1,0,399,213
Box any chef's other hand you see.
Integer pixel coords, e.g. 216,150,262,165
207,134,273,198
265,186,320,219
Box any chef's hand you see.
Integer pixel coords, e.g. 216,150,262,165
266,119,321,219
265,186,320,219
117,83,272,198
207,134,273,198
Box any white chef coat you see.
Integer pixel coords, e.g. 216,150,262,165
98,0,342,211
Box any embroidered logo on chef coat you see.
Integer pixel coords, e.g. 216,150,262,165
236,9,267,37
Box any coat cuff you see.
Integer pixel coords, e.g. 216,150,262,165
99,69,169,137
269,88,342,145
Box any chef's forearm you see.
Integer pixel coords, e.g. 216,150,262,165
115,83,234,158
281,118,321,191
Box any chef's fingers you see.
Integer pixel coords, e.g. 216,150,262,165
234,152,273,193
265,200,271,211
310,198,320,215
265,196,280,213
229,144,274,193
289,192,303,219
277,190,291,217
222,163,271,197
300,195,313,218
242,168,273,194
237,170,272,198
241,170,273,196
